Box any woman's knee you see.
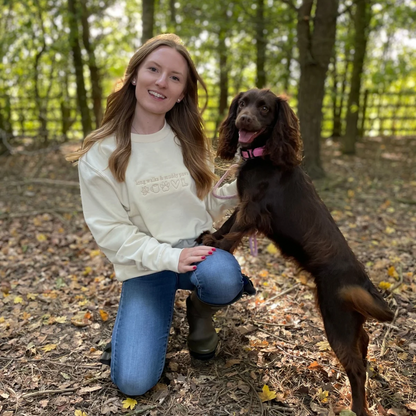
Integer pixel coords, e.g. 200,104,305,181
112,367,159,396
194,249,243,304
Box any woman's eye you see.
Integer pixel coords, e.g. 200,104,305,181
149,67,157,72
172,76,180,81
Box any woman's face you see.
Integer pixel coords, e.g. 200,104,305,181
133,46,188,121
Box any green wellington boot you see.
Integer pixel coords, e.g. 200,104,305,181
186,291,224,360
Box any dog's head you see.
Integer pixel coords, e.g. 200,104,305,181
217,89,302,168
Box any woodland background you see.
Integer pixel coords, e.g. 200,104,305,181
0,0,416,416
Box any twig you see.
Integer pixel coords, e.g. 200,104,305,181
21,387,78,399
238,375,265,416
124,405,158,415
0,178,79,187
252,320,294,327
0,207,81,219
258,284,300,308
387,264,404,298
395,198,416,205
380,307,400,357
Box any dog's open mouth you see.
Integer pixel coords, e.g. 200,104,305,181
238,129,265,144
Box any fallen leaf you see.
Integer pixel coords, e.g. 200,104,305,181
83,266,92,276
74,410,88,416
224,359,241,368
316,340,331,351
258,385,277,402
266,243,278,254
99,309,109,322
122,398,137,410
14,296,23,304
308,361,322,370
55,316,67,324
388,266,399,280
339,410,357,416
259,269,269,278
379,281,392,290
27,293,38,300
78,385,102,394
36,233,47,242
406,402,416,411
42,344,57,352
317,387,329,403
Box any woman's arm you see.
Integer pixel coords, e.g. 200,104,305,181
204,179,239,222
78,159,183,273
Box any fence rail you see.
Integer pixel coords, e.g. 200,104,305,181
1,89,415,145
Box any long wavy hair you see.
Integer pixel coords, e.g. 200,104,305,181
66,33,216,199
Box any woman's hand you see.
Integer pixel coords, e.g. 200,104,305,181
178,246,216,273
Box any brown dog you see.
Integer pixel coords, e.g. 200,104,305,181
199,89,394,416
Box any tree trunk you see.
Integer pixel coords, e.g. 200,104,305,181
297,0,339,179
255,0,266,88
218,29,229,118
0,95,11,155
342,0,371,154
68,0,92,137
60,72,73,140
80,0,103,129
283,25,295,94
169,0,177,32
141,0,155,44
214,28,229,141
33,0,48,144
331,36,351,138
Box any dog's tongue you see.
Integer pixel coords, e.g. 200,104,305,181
238,130,256,143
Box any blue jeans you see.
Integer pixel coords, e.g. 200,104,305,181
110,249,243,396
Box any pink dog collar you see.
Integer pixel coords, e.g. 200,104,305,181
240,146,265,160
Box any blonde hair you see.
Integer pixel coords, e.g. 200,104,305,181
66,33,216,199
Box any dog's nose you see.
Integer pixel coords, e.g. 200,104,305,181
239,114,252,125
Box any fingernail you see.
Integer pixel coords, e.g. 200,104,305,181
193,266,197,270
208,251,212,255
212,248,216,251
201,256,206,260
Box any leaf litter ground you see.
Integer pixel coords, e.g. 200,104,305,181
0,136,415,416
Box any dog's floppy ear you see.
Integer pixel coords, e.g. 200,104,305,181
264,96,302,168
217,92,243,160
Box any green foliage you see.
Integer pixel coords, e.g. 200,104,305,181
0,0,415,141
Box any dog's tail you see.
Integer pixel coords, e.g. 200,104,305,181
339,285,394,322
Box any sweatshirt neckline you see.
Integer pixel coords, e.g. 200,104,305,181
130,120,170,143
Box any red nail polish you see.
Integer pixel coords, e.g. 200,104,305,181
208,251,212,255
193,266,197,270
212,248,216,251
201,256,206,260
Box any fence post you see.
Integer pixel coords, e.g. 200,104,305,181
358,89,369,138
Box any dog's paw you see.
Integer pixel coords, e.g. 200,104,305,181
195,230,212,245
196,231,221,247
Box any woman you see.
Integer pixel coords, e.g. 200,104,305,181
66,34,251,396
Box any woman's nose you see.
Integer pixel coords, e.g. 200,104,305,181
155,73,167,88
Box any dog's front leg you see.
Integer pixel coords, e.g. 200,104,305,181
217,208,257,253
196,210,239,247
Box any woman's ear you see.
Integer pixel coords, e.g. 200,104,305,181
217,92,243,160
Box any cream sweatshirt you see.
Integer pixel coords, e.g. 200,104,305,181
78,122,238,281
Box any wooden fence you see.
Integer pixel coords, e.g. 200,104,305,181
321,89,416,138
1,90,415,146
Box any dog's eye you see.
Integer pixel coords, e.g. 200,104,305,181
239,101,245,108
261,106,269,112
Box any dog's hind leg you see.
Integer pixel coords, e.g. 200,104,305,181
324,315,370,416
